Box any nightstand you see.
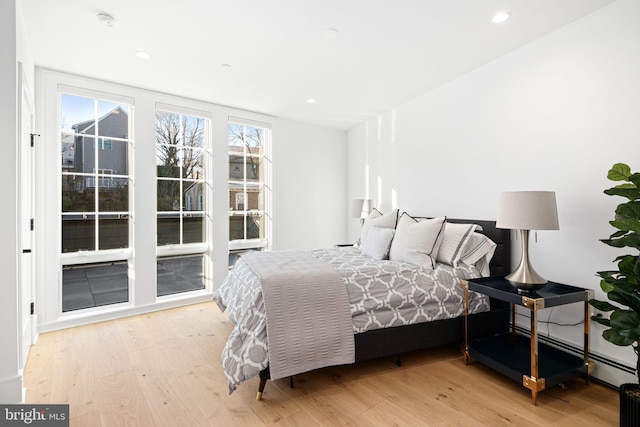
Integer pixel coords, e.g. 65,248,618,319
461,276,595,405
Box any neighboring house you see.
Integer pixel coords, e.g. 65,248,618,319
184,181,203,211
61,133,74,171
72,106,128,191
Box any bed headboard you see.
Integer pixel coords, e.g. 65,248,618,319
446,218,511,277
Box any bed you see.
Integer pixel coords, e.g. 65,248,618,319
214,213,511,399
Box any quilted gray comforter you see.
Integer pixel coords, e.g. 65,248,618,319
213,247,489,394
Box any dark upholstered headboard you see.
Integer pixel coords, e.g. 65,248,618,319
446,218,511,277
414,216,511,277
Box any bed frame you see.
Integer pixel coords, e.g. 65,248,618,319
256,218,511,399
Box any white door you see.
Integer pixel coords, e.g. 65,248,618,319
18,62,36,368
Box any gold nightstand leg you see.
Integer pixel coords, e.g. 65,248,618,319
530,300,540,405
461,280,470,365
584,300,592,385
523,375,545,406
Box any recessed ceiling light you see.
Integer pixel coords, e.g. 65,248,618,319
492,11,511,24
306,98,316,104
322,29,339,39
136,51,151,59
96,12,115,27
221,63,232,69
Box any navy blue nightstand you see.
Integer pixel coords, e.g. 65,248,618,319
461,276,595,405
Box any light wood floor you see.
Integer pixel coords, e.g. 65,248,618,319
25,301,618,426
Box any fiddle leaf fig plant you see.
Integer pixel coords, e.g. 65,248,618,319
589,163,640,383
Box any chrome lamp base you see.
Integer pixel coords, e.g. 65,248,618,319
507,230,548,292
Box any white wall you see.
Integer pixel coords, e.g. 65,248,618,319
1,0,35,403
274,119,347,250
347,0,640,385
0,0,20,404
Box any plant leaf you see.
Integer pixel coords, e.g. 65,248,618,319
589,299,618,312
619,256,640,274
603,328,637,346
610,230,630,239
601,267,639,287
616,201,640,220
608,163,631,181
610,219,640,234
605,186,640,201
602,234,640,251
608,289,640,314
629,172,640,188
600,279,616,293
610,310,640,340
598,270,620,279
591,315,611,326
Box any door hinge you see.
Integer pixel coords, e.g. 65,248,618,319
30,218,34,231
30,133,40,147
30,302,35,315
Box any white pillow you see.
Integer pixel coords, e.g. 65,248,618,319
359,209,398,246
437,223,482,267
389,214,446,268
460,233,497,277
360,226,395,260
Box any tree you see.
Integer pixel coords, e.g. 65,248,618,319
156,112,205,211
228,123,263,181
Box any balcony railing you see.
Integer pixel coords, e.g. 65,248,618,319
86,176,118,188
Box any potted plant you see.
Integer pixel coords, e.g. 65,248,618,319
589,163,640,426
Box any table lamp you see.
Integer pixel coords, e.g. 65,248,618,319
351,199,373,225
496,191,559,292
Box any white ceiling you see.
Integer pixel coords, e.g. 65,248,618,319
20,0,616,130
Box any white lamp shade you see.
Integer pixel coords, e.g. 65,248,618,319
351,199,374,219
496,191,559,231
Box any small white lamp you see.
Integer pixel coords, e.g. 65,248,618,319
351,199,373,225
496,191,559,292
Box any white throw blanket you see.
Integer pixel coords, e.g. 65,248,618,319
241,251,355,380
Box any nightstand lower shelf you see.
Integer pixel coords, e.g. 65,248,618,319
468,333,588,389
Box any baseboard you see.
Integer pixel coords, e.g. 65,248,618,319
0,374,24,404
31,314,39,345
513,325,636,388
38,292,213,333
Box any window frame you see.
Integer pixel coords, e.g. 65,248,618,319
37,69,272,331
58,88,134,265
57,87,135,315
155,104,212,298
227,117,272,254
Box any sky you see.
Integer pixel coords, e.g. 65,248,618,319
60,94,129,133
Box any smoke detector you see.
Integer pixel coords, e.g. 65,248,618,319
97,12,115,27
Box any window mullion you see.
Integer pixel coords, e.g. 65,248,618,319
179,113,184,245
94,99,100,251
243,126,248,240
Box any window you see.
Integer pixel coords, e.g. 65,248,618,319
60,94,131,252
41,70,272,329
228,120,272,265
157,254,204,297
59,93,132,311
156,111,206,246
99,138,113,150
62,261,128,312
156,109,209,296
